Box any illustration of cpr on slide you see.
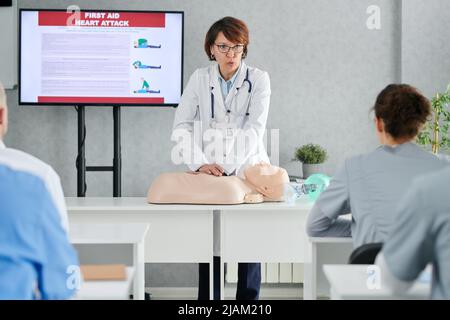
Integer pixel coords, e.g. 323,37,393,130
133,38,161,48
132,61,161,69
134,77,160,94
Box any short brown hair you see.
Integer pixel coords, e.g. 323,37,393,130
373,84,431,139
204,17,249,61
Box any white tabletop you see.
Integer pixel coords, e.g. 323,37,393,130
69,223,149,244
310,237,353,244
323,264,431,300
66,197,211,211
74,267,134,300
65,196,313,211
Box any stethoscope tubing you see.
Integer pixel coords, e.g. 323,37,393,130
210,68,252,121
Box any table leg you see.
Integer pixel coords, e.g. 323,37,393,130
217,209,225,300
220,260,225,300
133,241,145,300
303,242,317,300
210,258,214,300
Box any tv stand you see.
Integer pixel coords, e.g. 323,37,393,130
76,105,122,197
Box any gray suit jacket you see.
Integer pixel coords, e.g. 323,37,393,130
306,142,449,248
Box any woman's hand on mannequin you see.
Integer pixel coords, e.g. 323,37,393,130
198,164,225,176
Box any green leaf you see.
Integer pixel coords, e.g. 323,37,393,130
294,143,327,164
417,86,450,151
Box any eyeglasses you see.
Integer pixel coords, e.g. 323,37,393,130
214,43,244,54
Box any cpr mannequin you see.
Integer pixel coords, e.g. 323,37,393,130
147,163,289,204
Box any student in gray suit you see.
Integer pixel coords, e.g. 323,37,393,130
376,167,450,299
306,84,448,248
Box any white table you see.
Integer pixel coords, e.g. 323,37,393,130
66,197,350,300
75,267,134,300
304,237,353,299
323,264,431,299
66,197,215,299
218,198,313,300
69,222,149,300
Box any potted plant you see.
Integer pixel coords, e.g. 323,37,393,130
416,84,450,161
293,143,327,178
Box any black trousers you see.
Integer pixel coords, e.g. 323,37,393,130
198,256,261,300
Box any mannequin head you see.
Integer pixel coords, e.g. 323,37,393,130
244,163,289,200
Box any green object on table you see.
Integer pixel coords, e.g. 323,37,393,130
303,173,331,202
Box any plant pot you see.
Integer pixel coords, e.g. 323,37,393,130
302,163,324,179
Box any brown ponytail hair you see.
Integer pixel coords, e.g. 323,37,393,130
372,84,431,139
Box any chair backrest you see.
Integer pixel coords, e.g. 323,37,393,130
348,242,383,264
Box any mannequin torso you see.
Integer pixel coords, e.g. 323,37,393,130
147,164,289,204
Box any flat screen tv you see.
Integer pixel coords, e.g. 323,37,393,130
19,9,183,106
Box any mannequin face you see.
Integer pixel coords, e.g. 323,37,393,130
244,163,289,199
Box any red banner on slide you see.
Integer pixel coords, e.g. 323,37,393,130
38,11,165,28
37,96,165,104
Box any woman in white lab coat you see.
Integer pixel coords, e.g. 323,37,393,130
172,17,271,179
172,17,270,300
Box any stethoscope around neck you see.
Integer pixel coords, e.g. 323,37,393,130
210,68,252,123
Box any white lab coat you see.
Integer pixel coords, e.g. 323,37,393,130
172,61,271,178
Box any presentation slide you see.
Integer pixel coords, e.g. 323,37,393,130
20,10,183,106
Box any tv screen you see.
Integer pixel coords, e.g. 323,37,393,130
19,9,183,106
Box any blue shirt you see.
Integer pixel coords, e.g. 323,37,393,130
0,143,78,299
218,64,240,101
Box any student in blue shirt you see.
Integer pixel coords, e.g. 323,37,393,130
0,83,79,299
306,84,448,248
